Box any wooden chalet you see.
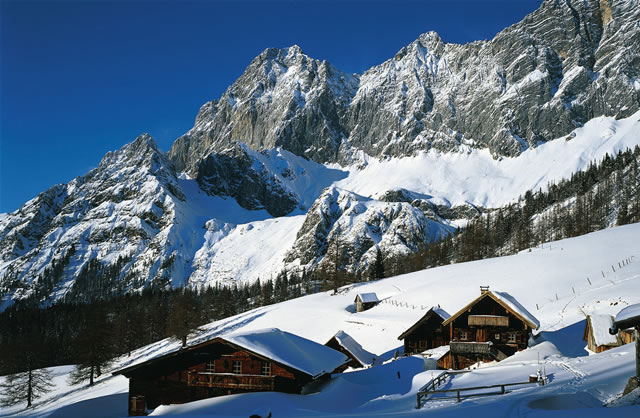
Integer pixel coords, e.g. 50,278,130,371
112,328,349,416
583,314,635,353
397,306,451,355
325,330,376,369
439,286,539,370
354,292,380,312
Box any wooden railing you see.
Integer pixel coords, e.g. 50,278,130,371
188,372,276,391
417,374,541,408
416,370,468,408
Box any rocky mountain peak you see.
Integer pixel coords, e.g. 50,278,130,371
167,0,638,169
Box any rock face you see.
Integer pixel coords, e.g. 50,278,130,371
0,135,191,305
169,45,359,174
169,0,640,169
196,144,299,217
283,187,454,276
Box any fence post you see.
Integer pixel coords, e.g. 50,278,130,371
457,391,461,402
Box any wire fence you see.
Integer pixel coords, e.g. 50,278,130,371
376,255,638,313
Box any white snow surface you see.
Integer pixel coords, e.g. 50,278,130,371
330,330,376,367
356,292,379,303
334,110,640,208
223,327,349,378
3,222,640,417
588,314,619,347
492,291,541,330
613,303,640,325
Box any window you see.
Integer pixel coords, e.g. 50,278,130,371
205,361,215,373
419,340,427,349
232,360,242,374
508,333,517,343
460,331,470,341
261,362,271,376
494,333,501,340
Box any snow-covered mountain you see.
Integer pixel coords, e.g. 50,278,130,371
1,0,640,307
3,223,640,417
169,0,640,170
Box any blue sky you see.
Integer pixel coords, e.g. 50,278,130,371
0,0,540,213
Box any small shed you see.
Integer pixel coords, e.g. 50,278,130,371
397,306,451,355
113,328,349,416
584,314,635,353
354,292,380,312
325,330,376,369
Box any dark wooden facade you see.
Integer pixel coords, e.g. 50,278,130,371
440,288,538,370
115,337,337,416
397,308,450,355
325,337,363,370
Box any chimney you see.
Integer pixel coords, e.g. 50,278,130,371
480,286,490,294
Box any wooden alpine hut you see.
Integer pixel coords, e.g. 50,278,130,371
325,330,376,369
354,292,380,312
112,328,349,416
439,286,539,370
583,314,635,353
397,306,450,355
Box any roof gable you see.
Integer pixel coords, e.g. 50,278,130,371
398,306,451,340
441,291,539,330
326,330,376,367
355,293,379,303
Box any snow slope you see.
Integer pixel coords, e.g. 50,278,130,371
335,111,640,208
3,222,640,417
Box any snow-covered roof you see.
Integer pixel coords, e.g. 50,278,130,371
397,306,451,340
114,327,349,379
421,345,450,361
587,315,619,347
225,328,349,378
613,303,640,329
329,330,376,367
442,290,539,330
432,306,451,321
492,291,540,330
355,292,380,303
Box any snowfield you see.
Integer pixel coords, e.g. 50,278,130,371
334,110,640,208
2,222,640,417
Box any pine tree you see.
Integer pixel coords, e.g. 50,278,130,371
0,333,54,408
69,304,115,386
166,289,200,348
372,247,385,280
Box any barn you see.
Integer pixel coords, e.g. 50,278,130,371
439,286,539,370
325,330,376,369
583,314,635,353
397,306,451,355
354,292,380,312
112,328,349,416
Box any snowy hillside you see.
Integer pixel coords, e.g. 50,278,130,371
3,222,640,417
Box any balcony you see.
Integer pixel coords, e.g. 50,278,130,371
450,341,507,360
468,315,509,327
188,372,276,391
